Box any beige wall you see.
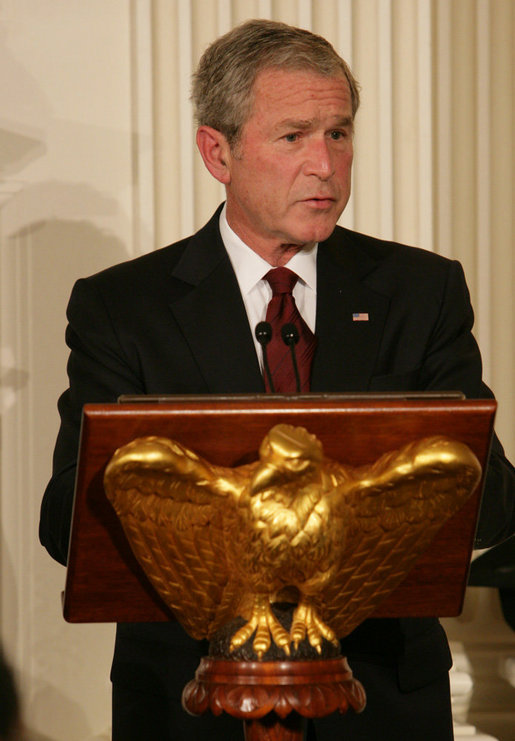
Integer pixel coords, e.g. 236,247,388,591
1,1,513,739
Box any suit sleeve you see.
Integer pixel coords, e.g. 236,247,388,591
39,277,146,565
419,260,515,548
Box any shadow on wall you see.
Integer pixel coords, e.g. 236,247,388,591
0,34,138,736
0,187,130,741
1,184,131,417
0,127,46,177
3,210,131,421
24,681,108,741
0,24,51,182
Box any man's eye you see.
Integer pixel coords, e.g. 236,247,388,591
284,133,299,143
330,130,347,140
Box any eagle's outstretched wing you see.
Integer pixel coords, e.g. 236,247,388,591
319,436,481,638
104,436,251,638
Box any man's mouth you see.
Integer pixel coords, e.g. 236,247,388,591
302,196,335,208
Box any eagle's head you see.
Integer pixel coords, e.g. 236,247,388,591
250,424,324,495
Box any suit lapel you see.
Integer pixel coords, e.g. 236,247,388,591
311,229,390,392
167,212,264,393
166,212,390,394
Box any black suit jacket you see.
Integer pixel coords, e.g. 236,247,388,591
40,206,515,702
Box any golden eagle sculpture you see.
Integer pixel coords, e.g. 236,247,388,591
104,425,481,659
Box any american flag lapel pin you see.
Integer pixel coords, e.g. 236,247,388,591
352,312,369,322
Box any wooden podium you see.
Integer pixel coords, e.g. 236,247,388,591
63,393,496,738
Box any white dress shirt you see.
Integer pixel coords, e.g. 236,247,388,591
219,204,318,365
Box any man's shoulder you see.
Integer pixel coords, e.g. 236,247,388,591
84,237,190,286
331,225,454,270
323,226,461,292
79,207,224,289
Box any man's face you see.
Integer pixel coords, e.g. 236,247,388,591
224,67,354,259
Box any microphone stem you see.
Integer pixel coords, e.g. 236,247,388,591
288,344,301,393
262,349,275,393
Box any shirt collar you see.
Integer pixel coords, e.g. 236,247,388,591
219,203,318,293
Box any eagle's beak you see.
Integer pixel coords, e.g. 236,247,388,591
250,463,280,494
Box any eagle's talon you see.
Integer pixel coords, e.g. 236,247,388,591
291,602,338,652
230,595,291,659
230,615,258,650
291,602,309,649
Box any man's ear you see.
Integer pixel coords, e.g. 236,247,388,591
196,126,232,184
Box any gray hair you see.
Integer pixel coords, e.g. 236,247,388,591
191,19,360,149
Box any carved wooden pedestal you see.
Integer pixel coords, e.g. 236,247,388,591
182,656,366,741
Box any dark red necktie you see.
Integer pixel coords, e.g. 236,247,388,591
263,267,317,392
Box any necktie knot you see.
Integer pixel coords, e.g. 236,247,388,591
265,267,298,296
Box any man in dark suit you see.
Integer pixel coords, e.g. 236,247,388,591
40,19,515,740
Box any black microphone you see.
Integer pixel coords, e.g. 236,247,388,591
281,323,301,392
255,321,275,392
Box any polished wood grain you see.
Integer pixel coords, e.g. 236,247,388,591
182,656,366,741
63,394,496,623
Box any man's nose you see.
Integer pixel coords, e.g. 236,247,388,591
303,139,335,179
